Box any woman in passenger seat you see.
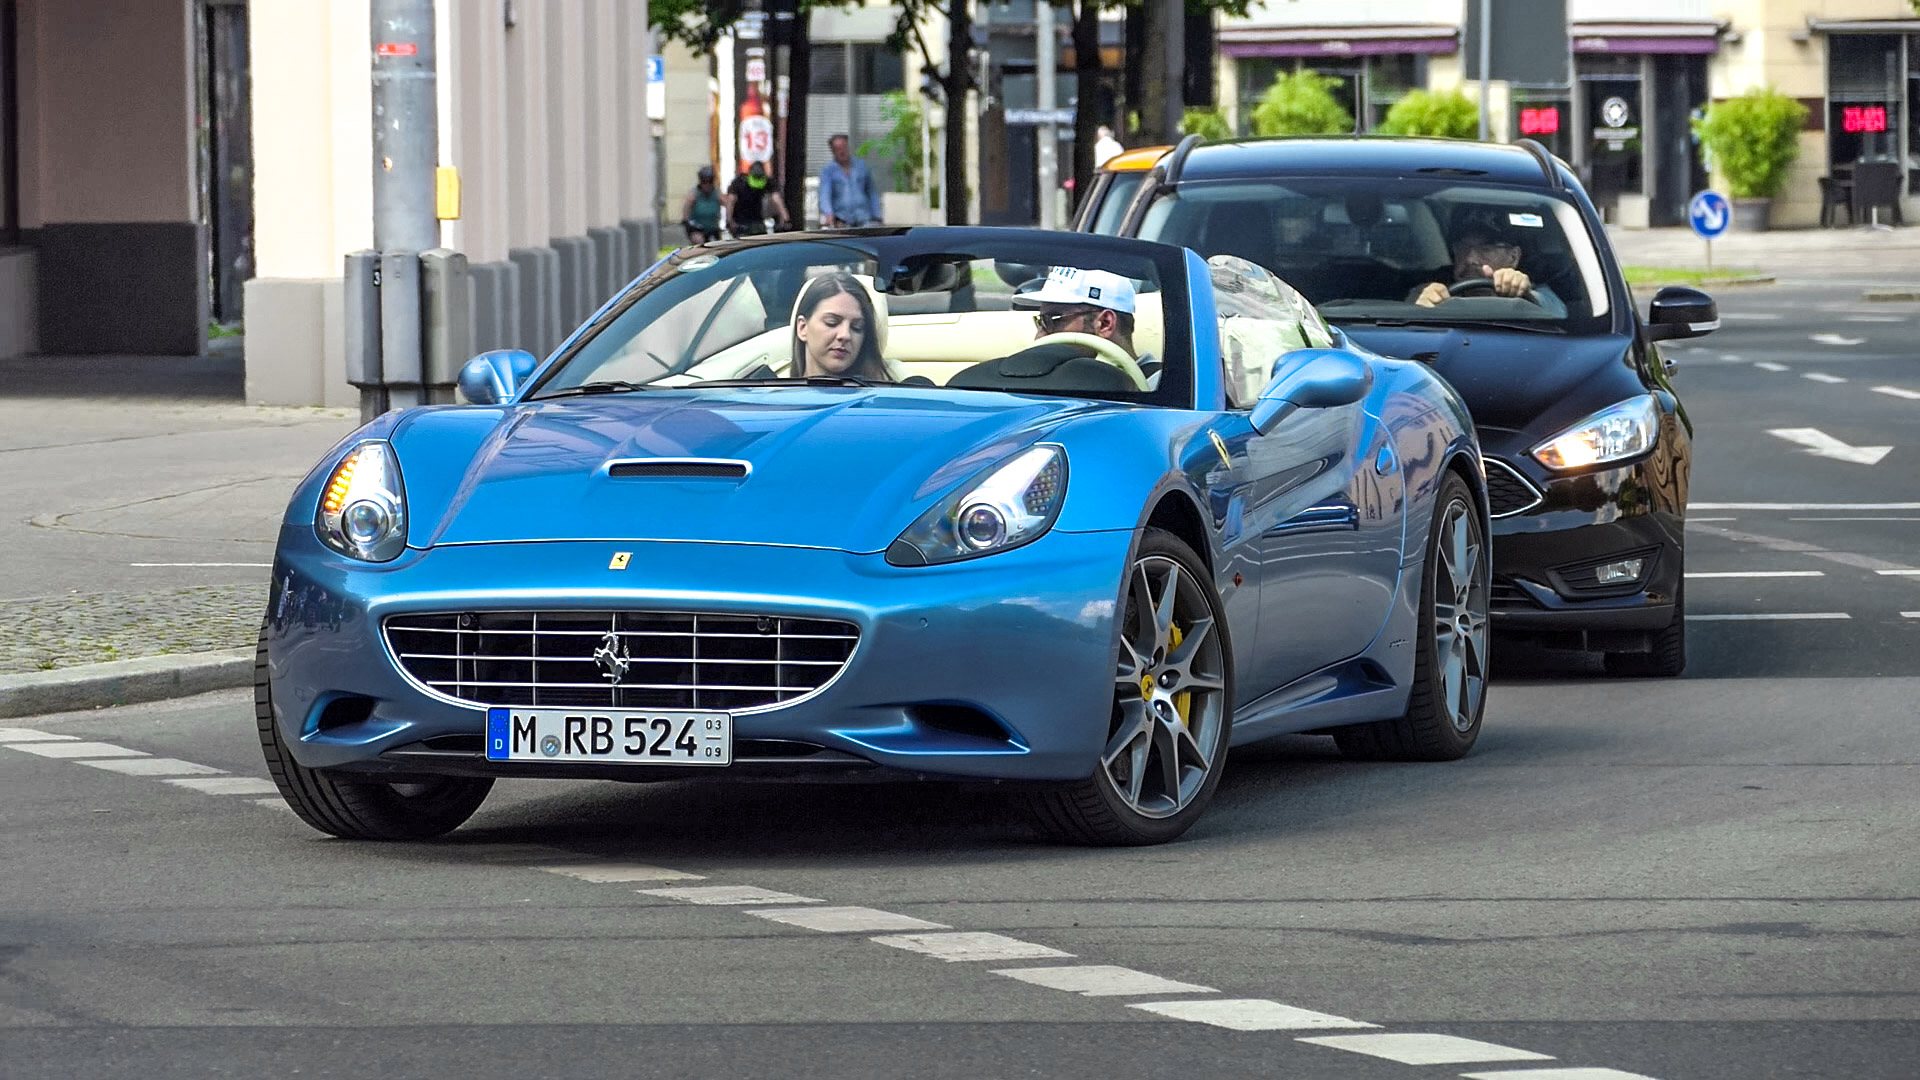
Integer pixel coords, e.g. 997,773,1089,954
791,272,890,381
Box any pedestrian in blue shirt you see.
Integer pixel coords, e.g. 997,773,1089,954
818,133,883,228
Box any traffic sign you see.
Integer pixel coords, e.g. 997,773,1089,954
647,55,665,122
1688,190,1732,240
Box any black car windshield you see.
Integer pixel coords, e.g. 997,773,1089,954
1136,178,1613,336
524,233,1193,407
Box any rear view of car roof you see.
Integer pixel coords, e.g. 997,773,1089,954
1175,137,1560,187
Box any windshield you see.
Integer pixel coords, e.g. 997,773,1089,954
1137,178,1612,335
526,233,1192,407
1086,171,1147,236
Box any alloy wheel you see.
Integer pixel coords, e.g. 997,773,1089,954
1105,555,1229,819
1431,498,1489,733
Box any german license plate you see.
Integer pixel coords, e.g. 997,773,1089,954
485,707,731,766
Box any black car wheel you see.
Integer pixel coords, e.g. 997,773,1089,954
1604,577,1686,678
255,626,492,840
1025,528,1233,845
1337,473,1488,761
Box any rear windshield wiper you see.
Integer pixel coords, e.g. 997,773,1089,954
532,380,655,399
1330,315,1566,335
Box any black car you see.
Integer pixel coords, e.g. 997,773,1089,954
1104,136,1717,675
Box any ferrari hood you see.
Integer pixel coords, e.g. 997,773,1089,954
392,389,1105,553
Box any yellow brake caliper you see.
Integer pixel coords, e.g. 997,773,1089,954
1168,624,1191,726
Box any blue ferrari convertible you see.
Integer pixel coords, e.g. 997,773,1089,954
259,228,1489,845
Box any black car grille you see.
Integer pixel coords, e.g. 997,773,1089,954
384,611,859,711
1490,577,1538,610
1483,459,1544,518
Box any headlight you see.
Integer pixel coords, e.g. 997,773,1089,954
1531,395,1659,471
887,444,1067,566
315,441,409,562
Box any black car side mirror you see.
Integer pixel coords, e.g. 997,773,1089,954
1645,286,1718,342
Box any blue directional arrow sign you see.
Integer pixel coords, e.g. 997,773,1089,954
1688,190,1732,240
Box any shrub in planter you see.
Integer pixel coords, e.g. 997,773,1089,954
1691,88,1808,200
1181,107,1233,141
1249,71,1353,137
1374,89,1480,140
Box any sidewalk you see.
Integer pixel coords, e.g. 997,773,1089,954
0,347,360,714
1604,222,1920,281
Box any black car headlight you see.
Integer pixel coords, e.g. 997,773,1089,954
1531,395,1659,471
887,445,1067,566
315,441,409,562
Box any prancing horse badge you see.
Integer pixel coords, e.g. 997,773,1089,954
608,552,632,570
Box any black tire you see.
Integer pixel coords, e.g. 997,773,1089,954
255,626,492,840
1336,472,1488,762
1604,578,1686,677
1025,528,1234,846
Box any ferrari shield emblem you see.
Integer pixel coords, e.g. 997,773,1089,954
608,552,632,570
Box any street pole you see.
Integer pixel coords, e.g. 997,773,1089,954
1036,1,1057,230
1163,0,1184,145
1477,0,1491,142
369,0,438,413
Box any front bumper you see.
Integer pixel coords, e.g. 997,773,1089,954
1482,449,1684,644
264,527,1135,783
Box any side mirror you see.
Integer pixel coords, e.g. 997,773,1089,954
457,349,540,405
1645,286,1718,342
1250,349,1373,435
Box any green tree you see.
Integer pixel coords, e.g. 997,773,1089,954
1248,70,1353,137
1373,89,1480,139
1180,107,1233,141
1691,87,1808,199
858,90,936,195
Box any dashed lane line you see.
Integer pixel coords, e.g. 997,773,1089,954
1685,571,1824,578
1128,999,1377,1032
1299,1033,1555,1066
1879,569,1920,576
163,776,281,796
1692,502,1920,510
1462,1070,1662,1080
1791,516,1920,521
1904,612,1920,619
74,757,224,777
1753,361,1790,371
0,728,77,743
993,965,1214,997
1803,372,1848,383
536,862,704,883
870,931,1073,963
749,906,948,933
1687,613,1851,621
6,741,148,759
637,885,821,905
1874,385,1920,400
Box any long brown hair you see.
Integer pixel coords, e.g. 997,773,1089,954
791,273,887,379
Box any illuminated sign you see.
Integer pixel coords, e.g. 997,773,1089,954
1842,106,1888,134
1520,107,1561,136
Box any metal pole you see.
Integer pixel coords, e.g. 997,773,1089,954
1163,0,1185,145
370,0,438,412
1036,1,1057,229
1477,0,1491,142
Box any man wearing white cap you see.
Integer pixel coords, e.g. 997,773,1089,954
1011,266,1141,360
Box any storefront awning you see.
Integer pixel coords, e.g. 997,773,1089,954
1219,24,1457,60
1571,21,1724,56
1806,18,1920,34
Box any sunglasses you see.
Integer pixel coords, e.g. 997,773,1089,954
1034,307,1097,333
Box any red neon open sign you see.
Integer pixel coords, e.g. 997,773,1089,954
1520,107,1560,136
1842,106,1888,134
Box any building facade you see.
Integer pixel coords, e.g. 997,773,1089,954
1218,0,1920,229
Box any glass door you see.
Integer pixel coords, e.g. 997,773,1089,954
1580,64,1644,219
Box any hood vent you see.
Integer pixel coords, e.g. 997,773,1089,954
605,458,750,479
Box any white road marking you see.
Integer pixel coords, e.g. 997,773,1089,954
1791,516,1920,521
128,562,272,568
1766,428,1892,465
1688,516,1737,522
749,906,948,933
164,776,282,795
537,863,704,883
1873,385,1920,400
1686,613,1851,621
1753,361,1789,371
1459,1060,1658,1068
1693,502,1920,511
637,885,820,905
251,798,295,812
1810,333,1865,345
1844,315,1905,322
6,741,148,759
1802,372,1848,383
1298,1033,1555,1065
990,965,1215,997
1129,999,1379,1031
74,757,224,777
1685,571,1824,578
1720,312,1781,320
869,931,1073,963
1902,612,1920,618
0,728,78,743
1877,569,1920,575
1461,1070,1662,1080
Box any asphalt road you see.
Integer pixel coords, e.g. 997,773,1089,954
1,283,1915,1079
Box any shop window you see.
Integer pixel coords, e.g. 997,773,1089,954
1829,34,1903,169
1513,92,1570,161
811,46,848,95
1365,54,1421,131
852,44,902,95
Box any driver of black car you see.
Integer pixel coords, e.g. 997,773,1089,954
1411,213,1539,307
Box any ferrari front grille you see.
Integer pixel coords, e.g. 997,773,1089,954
384,610,859,712
1484,459,1544,518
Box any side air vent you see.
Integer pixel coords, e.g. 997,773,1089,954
606,459,750,479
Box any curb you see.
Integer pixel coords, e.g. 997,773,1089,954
1861,286,1920,302
0,649,254,719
